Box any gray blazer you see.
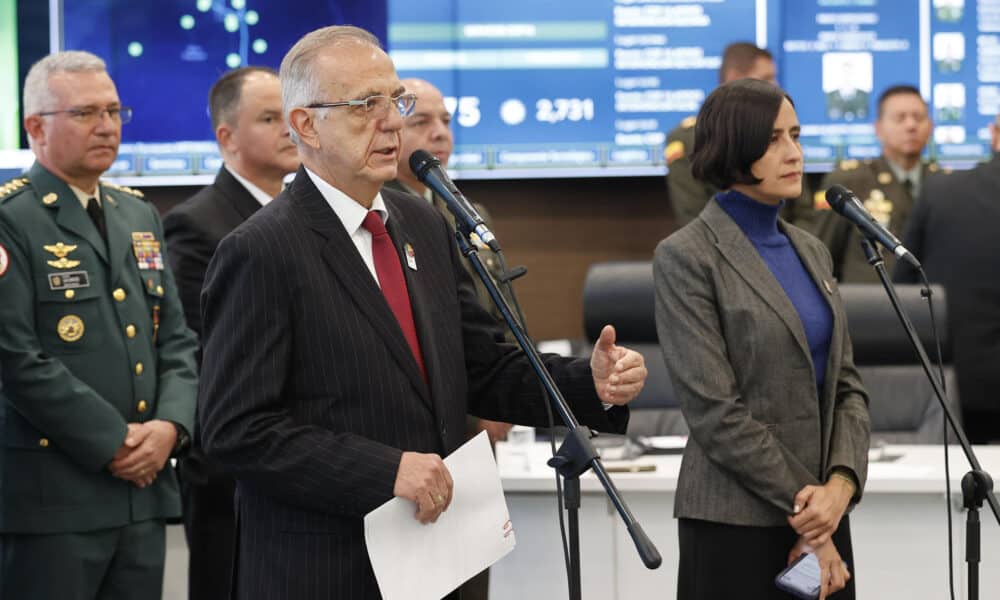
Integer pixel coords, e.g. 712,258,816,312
654,199,870,527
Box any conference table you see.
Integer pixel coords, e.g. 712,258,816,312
490,441,1000,600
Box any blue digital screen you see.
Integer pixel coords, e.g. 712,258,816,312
2,0,989,184
388,0,768,174
62,0,387,144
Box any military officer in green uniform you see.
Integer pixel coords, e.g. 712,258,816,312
813,85,936,283
387,77,512,600
0,51,197,599
664,42,817,230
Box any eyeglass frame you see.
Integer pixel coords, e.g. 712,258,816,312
36,105,133,125
305,93,417,118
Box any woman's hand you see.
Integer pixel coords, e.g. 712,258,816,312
787,537,851,600
787,475,854,545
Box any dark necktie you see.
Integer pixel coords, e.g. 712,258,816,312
85,197,107,241
901,178,913,199
361,211,427,383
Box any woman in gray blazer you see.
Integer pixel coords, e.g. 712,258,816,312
655,79,870,599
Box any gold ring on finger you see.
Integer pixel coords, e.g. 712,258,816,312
433,493,445,506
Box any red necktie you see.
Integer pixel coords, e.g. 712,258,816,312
361,211,427,383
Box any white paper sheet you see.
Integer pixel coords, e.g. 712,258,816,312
365,431,516,600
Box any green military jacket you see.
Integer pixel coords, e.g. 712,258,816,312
0,162,197,534
813,156,942,283
664,117,819,230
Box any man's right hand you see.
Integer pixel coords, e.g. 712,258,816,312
393,451,454,524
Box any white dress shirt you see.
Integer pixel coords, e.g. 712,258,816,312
228,166,276,207
303,166,388,286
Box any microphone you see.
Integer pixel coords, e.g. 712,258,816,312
408,149,500,252
825,184,921,268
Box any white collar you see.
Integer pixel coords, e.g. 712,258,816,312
303,166,388,235
226,166,276,207
69,183,101,209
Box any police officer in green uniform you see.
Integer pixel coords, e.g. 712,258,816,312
665,42,817,230
387,77,512,600
813,85,936,283
0,51,197,600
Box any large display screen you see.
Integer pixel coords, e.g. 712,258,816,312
1,0,997,184
388,0,770,177
781,0,995,167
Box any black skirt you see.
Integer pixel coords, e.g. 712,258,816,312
677,516,856,599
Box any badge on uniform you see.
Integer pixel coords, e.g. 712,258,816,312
863,189,893,228
404,243,417,271
44,242,80,269
0,243,8,277
48,271,90,291
131,232,164,270
57,314,85,342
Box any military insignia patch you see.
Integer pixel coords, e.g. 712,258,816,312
44,242,81,269
131,232,164,270
664,140,685,165
877,171,892,185
813,190,831,210
57,314,85,342
404,243,417,270
864,189,893,227
0,243,8,277
42,193,58,205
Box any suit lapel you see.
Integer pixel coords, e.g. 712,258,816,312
701,200,813,360
100,188,132,286
217,166,263,222
384,194,444,416
289,169,433,410
29,163,108,264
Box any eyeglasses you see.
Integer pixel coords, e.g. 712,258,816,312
36,106,133,125
306,93,417,118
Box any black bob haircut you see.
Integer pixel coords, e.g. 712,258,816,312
690,78,794,190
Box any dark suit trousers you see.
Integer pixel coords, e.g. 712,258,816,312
678,516,855,600
181,475,236,600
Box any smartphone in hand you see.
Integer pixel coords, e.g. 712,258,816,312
775,552,821,600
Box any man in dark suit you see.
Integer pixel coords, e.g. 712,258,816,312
0,50,197,599
894,116,1000,443
163,66,299,600
198,25,647,600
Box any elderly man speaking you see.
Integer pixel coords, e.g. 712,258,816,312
198,25,647,600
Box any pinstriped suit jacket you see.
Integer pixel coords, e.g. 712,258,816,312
654,198,870,528
198,167,626,599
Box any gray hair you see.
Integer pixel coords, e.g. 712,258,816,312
280,25,382,144
23,51,108,116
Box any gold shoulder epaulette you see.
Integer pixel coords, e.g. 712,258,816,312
680,116,696,128
838,159,859,171
928,162,940,173
103,181,145,199
0,177,30,202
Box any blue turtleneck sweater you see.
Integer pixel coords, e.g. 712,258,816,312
716,190,833,395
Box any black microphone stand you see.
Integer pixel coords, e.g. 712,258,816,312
451,229,662,600
859,238,998,600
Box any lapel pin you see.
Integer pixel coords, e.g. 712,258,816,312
404,243,417,271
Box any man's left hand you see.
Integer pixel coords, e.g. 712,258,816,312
590,325,647,405
108,420,177,488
